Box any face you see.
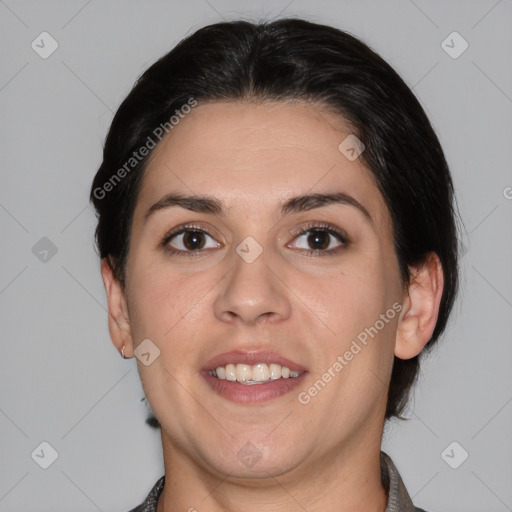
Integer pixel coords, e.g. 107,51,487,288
118,101,406,479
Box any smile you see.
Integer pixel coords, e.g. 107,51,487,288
202,349,307,404
208,362,304,384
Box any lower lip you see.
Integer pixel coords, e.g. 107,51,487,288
201,371,307,404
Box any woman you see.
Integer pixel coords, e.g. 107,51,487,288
90,18,459,512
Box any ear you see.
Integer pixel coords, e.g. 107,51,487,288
395,252,444,360
101,258,134,358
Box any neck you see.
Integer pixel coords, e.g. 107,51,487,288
156,432,388,512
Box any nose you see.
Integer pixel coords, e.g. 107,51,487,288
213,247,292,326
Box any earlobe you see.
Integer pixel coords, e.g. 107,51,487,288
100,258,134,357
394,252,444,360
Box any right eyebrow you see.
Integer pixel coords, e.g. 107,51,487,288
144,194,223,222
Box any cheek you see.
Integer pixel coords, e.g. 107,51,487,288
127,262,208,343
295,264,397,420
293,263,398,402
296,260,391,339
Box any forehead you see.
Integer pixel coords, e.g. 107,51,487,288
136,101,388,224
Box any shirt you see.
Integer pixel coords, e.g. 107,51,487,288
128,451,428,512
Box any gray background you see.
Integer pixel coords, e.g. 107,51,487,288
1,0,511,510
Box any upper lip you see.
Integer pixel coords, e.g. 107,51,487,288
203,349,307,372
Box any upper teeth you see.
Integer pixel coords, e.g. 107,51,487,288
210,363,303,383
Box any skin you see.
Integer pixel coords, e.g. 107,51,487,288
101,100,444,512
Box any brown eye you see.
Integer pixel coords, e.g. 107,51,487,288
166,229,220,253
307,230,331,250
290,227,345,253
182,231,206,250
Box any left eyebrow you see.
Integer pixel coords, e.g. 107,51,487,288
144,191,373,226
281,192,374,226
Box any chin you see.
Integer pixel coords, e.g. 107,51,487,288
195,432,308,480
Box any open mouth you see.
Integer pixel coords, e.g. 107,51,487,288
208,362,305,385
201,350,307,403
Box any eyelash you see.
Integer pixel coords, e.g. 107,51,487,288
160,221,349,257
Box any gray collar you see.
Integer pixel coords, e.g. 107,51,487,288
129,451,426,512
381,451,426,512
